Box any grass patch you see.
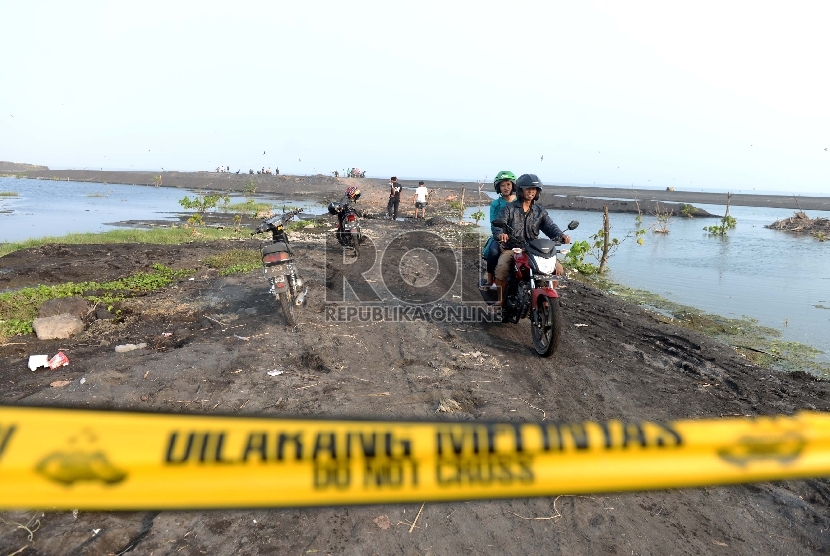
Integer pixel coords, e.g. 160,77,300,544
224,201,274,214
203,249,261,275
0,226,249,258
0,191,19,197
0,263,194,341
579,275,830,376
286,219,314,232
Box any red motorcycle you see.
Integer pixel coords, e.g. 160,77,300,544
484,219,579,357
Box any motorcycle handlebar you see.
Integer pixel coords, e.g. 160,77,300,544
252,208,304,234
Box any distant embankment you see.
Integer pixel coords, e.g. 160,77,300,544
540,196,719,217
0,161,48,172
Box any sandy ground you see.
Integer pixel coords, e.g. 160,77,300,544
1,174,830,554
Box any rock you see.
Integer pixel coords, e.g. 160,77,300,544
96,307,115,320
38,297,90,319
33,314,85,340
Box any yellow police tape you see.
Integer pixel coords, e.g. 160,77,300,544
1,406,829,510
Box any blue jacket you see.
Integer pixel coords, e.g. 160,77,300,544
489,196,513,237
495,200,564,250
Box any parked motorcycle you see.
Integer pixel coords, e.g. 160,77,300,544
328,197,363,258
251,208,306,327
483,219,579,357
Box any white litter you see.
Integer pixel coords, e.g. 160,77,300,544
80,377,87,385
267,369,284,376
575,323,588,327
114,343,148,353
28,354,49,371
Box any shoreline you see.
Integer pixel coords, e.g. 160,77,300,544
5,169,829,211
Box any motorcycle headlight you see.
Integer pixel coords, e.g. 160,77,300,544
533,255,558,275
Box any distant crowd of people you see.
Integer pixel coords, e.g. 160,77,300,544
213,166,280,175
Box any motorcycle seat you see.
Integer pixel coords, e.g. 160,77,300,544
262,242,290,255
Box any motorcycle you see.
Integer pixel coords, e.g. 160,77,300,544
328,198,363,258
483,219,579,357
251,208,307,327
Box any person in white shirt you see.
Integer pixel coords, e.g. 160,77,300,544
413,181,429,219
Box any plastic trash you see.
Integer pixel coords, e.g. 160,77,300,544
28,355,49,371
267,369,284,376
48,351,70,369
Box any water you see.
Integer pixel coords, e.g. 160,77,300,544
3,178,828,360
0,177,326,243
466,198,830,361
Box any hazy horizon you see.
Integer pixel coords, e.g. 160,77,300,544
2,2,827,194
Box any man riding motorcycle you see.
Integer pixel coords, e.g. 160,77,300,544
493,173,571,309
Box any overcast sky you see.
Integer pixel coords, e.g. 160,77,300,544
1,1,828,193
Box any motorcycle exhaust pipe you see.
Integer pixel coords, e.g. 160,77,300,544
295,287,309,306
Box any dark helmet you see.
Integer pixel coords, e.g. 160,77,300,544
516,173,542,202
493,170,516,194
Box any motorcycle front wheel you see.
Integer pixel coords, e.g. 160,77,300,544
276,291,296,327
532,294,562,357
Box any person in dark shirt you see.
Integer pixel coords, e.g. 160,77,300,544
386,176,402,220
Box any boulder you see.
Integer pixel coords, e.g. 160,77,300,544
38,297,90,319
33,314,85,340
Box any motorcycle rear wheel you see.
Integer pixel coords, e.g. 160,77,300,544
277,291,296,327
532,294,562,357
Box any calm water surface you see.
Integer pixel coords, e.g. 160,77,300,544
0,177,325,243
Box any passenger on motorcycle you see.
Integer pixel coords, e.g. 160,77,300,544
481,170,517,289
493,174,571,308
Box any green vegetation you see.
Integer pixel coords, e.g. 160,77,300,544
178,192,231,228
705,192,737,236
243,180,257,195
470,209,485,226
0,226,247,258
0,264,194,342
681,204,698,217
0,191,19,197
225,200,273,215
152,175,162,187
563,206,645,274
705,214,737,235
203,249,260,275
86,192,109,198
286,219,314,232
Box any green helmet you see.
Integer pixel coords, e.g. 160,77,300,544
493,170,517,194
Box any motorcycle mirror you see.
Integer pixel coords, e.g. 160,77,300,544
567,220,579,230
492,219,507,229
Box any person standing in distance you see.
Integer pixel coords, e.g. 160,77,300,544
387,176,402,220
413,181,429,219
